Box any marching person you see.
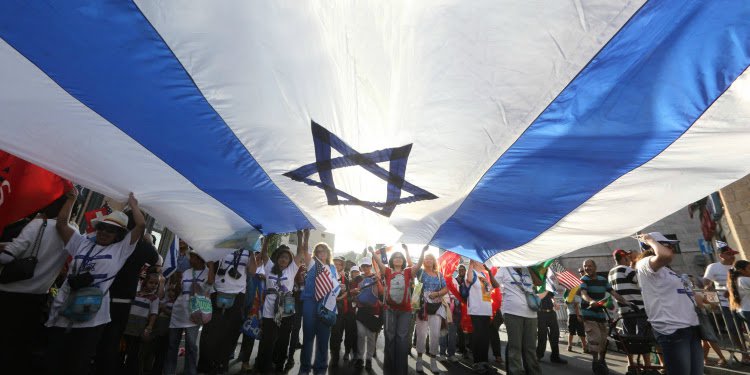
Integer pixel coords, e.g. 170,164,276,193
563,288,588,353
164,251,216,375
0,194,69,373
370,244,426,375
536,290,567,364
608,249,650,369
352,256,383,370
727,259,750,364
197,247,253,374
415,253,448,373
46,189,146,375
495,265,542,375
249,233,306,374
636,232,703,375
299,231,339,375
329,256,350,366
704,245,744,349
579,258,633,374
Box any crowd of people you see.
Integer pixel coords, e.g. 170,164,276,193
1,187,750,375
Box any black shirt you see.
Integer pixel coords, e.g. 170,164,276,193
539,292,555,310
109,239,159,299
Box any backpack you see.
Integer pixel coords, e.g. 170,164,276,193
387,270,408,306
357,276,379,306
61,286,104,323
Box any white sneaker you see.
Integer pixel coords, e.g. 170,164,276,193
430,357,440,372
416,359,424,373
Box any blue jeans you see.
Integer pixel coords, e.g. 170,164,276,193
439,321,457,356
653,326,703,375
300,298,332,374
164,326,200,375
384,309,412,375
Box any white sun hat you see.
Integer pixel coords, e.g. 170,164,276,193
91,211,129,229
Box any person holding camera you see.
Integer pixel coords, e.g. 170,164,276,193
45,187,145,375
198,247,253,374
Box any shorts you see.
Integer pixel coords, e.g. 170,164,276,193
622,313,649,337
583,319,609,354
567,315,586,337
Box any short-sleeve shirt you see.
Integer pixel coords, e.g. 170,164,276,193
608,265,644,314
417,269,446,314
579,275,612,322
495,267,536,319
170,267,210,328
261,259,299,319
636,257,699,335
214,249,251,294
384,267,413,312
704,262,731,307
0,218,69,295
47,231,138,328
467,270,493,316
129,292,159,318
566,295,582,316
738,276,750,313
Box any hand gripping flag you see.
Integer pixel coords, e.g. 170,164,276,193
550,261,583,291
2,1,750,265
314,257,335,302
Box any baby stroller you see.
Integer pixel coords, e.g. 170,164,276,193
603,307,663,375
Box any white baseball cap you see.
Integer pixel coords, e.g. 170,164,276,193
359,257,372,267
350,266,360,273
646,232,679,243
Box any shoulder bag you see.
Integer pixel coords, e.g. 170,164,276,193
188,269,212,325
509,268,540,312
0,219,46,284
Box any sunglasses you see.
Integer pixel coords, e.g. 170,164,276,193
96,223,123,234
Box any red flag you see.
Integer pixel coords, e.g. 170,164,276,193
83,203,113,234
438,250,461,279
0,151,71,230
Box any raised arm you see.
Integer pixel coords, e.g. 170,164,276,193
465,260,477,286
528,266,543,287
294,229,311,266
411,245,428,275
369,246,386,272
402,244,414,268
206,260,216,286
643,234,673,272
247,247,259,276
261,235,270,265
128,193,146,245
484,264,500,288
56,186,78,245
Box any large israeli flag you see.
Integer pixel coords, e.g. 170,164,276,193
1,1,750,265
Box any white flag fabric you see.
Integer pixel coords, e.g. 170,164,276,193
162,237,180,278
1,1,750,265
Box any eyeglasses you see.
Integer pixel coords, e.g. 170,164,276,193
96,223,122,234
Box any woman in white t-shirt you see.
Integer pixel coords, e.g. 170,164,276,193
635,233,702,375
248,233,306,374
465,260,499,374
46,188,145,375
164,251,215,375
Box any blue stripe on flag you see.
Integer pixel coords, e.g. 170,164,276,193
0,0,311,233
162,237,179,278
433,0,750,259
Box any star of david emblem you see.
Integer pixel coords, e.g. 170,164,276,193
283,121,438,217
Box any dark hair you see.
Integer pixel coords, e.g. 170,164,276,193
271,245,294,276
388,251,406,270
40,194,67,218
729,260,750,311
637,249,656,262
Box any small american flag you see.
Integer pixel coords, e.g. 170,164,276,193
550,261,582,290
314,257,334,301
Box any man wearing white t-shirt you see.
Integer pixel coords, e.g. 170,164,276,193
704,245,742,347
495,266,544,375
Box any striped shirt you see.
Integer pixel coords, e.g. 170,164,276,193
129,293,159,318
608,265,644,314
580,275,612,322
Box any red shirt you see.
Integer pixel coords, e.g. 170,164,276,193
384,267,413,312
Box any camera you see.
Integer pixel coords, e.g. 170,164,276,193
217,268,227,276
227,267,242,280
68,272,94,290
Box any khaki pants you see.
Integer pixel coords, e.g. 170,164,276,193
583,320,608,354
